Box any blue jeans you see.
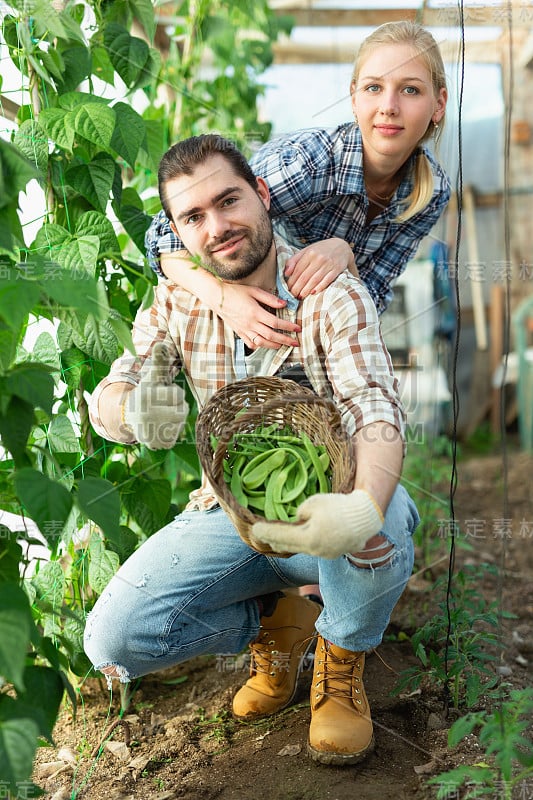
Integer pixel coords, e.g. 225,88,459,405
84,485,419,681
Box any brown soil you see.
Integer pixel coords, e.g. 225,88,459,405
33,447,533,800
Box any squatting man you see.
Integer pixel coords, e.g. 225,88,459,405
84,134,419,766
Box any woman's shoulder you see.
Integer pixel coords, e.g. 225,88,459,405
251,122,357,161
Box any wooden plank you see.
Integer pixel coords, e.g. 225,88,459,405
268,4,533,29
0,95,20,123
272,38,501,65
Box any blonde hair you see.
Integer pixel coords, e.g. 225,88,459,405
351,21,447,222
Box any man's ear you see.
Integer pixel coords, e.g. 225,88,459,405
255,176,271,211
169,219,179,235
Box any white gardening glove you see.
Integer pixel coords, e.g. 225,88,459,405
252,489,384,559
123,342,189,450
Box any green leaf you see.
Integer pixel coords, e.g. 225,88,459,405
5,363,54,414
0,274,41,330
88,536,120,594
118,199,152,254
47,415,80,453
76,477,121,544
0,696,40,794
110,101,145,167
122,477,171,535
53,45,92,93
131,49,160,92
18,665,64,741
0,138,38,210
32,331,61,371
55,234,100,276
66,153,116,212
0,204,24,255
13,120,49,175
73,103,116,150
14,468,73,539
32,561,66,621
448,712,480,747
107,312,136,356
38,107,75,151
106,525,138,564
140,118,166,170
0,319,19,372
32,221,70,259
70,315,120,363
91,44,115,84
39,45,65,81
58,345,84,389
0,583,33,692
55,4,87,43
75,210,120,256
28,0,68,40
104,23,150,88
44,270,105,318
0,531,24,583
131,0,157,41
58,91,109,110
0,396,34,466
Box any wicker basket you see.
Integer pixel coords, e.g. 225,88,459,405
196,376,356,557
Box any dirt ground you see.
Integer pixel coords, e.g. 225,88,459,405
33,445,533,800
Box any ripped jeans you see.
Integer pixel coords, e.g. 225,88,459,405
84,485,418,682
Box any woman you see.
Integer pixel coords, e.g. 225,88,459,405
144,20,450,349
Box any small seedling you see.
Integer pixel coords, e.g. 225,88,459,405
394,565,512,708
427,688,533,799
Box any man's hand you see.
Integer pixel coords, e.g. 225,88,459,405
123,342,189,450
252,489,384,558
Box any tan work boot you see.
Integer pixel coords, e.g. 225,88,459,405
232,593,321,720
308,636,375,765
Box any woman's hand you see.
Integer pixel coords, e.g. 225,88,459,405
160,253,300,350
284,238,358,298
217,283,301,350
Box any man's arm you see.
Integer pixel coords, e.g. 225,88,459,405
353,422,403,512
93,382,136,443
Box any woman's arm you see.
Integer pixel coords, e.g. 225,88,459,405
160,252,301,350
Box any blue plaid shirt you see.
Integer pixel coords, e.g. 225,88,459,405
145,123,450,315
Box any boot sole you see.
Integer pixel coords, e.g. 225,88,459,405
307,735,375,766
232,632,318,721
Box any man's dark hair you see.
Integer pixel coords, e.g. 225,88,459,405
158,134,258,222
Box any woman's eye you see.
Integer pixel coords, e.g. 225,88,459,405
365,84,380,93
404,86,419,95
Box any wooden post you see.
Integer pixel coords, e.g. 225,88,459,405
490,284,504,434
463,187,488,351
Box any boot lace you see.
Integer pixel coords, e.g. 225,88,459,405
314,646,364,706
249,627,314,678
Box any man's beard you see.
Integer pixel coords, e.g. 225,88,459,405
201,210,273,281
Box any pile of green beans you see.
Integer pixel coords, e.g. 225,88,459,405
213,424,332,521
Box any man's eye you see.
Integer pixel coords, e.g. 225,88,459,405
221,197,237,207
185,214,201,225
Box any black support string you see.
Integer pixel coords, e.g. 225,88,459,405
443,0,465,710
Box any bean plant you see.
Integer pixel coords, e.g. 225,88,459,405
0,0,291,793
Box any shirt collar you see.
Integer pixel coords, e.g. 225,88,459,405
273,234,300,312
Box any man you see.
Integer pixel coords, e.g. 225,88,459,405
84,134,419,766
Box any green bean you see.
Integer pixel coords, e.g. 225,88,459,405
241,449,287,490
221,423,332,522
